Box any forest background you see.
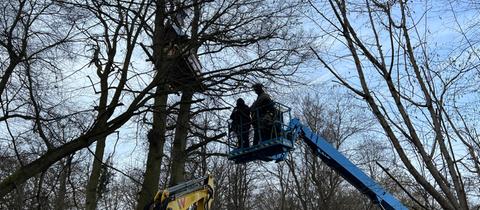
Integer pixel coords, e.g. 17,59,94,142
1,0,479,209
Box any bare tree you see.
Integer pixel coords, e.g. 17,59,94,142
73,1,151,209
0,0,318,209
309,0,480,209
0,0,159,200
136,0,311,208
285,92,382,210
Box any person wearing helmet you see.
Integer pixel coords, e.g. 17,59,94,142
250,83,275,145
230,98,252,148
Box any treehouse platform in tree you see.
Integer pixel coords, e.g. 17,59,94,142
166,51,204,91
163,23,205,92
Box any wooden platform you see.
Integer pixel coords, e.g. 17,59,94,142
162,23,205,92
166,52,204,91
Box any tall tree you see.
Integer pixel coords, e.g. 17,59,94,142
136,0,311,208
79,0,150,208
0,0,158,199
309,0,480,209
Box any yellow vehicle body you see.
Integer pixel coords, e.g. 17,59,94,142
149,175,214,210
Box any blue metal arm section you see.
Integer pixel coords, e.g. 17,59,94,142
288,118,408,210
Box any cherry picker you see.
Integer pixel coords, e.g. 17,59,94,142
228,102,408,210
146,103,407,210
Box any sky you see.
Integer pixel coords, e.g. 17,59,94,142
3,1,477,202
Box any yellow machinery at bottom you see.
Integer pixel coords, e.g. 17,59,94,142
146,175,214,210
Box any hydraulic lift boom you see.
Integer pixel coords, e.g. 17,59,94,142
228,102,408,210
287,118,408,210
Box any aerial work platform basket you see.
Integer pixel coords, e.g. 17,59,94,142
228,102,295,164
226,101,408,210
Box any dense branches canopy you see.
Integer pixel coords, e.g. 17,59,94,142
308,0,480,209
1,0,479,209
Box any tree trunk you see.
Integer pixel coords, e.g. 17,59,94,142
85,135,107,210
14,183,25,210
169,90,194,186
135,0,169,206
54,157,71,210
135,86,168,210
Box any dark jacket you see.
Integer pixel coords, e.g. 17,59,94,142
250,92,275,119
230,104,251,132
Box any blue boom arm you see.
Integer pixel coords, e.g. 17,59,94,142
288,118,408,210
